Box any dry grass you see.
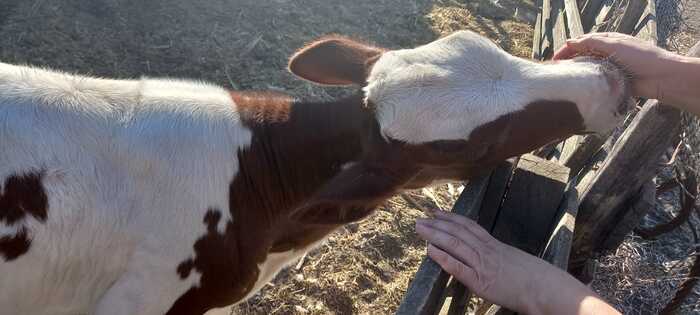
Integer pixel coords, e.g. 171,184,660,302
590,175,700,314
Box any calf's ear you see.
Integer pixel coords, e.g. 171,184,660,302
288,35,384,86
290,162,413,225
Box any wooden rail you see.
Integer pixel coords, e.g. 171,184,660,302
396,174,491,315
398,156,571,315
398,0,665,312
571,40,700,278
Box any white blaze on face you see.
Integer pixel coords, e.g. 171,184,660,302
364,31,627,145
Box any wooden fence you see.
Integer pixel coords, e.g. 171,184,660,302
395,0,680,313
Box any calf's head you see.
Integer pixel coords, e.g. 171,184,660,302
287,30,631,223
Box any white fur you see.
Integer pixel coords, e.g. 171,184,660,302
0,62,255,315
0,30,627,315
365,31,626,144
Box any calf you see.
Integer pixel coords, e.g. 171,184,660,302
0,31,630,315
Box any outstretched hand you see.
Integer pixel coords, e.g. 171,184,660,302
553,32,700,115
554,32,679,101
415,210,620,315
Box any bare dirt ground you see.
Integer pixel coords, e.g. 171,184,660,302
0,1,533,314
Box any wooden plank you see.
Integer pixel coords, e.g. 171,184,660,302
482,156,570,315
570,100,682,275
592,0,617,32
601,180,654,250
396,175,491,315
564,0,585,37
552,0,568,52
570,18,688,280
441,160,518,315
541,181,580,269
580,0,605,31
634,0,657,43
446,283,469,315
532,12,543,60
490,154,570,255
540,0,554,59
559,134,606,177
478,159,519,232
612,0,648,34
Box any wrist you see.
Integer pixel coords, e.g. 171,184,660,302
657,54,700,111
521,268,597,315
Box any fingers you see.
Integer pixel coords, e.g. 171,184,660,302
429,210,492,243
552,42,580,60
426,244,480,290
552,32,632,60
415,221,481,266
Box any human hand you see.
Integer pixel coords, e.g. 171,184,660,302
553,32,682,102
415,210,620,315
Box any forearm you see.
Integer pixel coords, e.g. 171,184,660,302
659,55,700,115
522,266,621,315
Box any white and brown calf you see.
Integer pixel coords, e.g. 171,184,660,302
0,31,630,315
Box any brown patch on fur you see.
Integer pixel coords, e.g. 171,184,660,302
167,33,586,313
468,100,585,167
166,92,378,314
0,227,31,261
0,172,48,225
0,171,48,262
166,93,585,314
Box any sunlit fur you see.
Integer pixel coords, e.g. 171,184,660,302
0,30,629,315
0,62,251,314
365,31,628,144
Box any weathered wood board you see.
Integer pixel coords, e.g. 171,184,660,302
541,181,580,269
490,155,570,256
570,41,700,277
580,0,606,31
446,160,519,315
478,160,520,232
613,0,648,34
479,155,570,315
396,175,491,315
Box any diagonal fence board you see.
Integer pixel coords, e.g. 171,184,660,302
570,97,687,276
569,0,680,280
541,179,580,269
478,159,520,232
401,0,663,312
399,155,570,315
446,159,519,315
478,155,571,315
396,174,491,315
